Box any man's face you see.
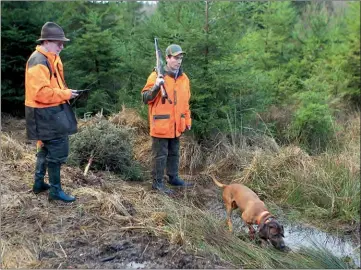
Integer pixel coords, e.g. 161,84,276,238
44,40,64,55
166,54,183,72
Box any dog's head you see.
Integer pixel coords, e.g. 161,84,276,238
258,219,285,250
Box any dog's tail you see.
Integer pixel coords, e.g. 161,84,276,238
210,175,226,188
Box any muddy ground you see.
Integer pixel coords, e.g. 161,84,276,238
1,116,231,269
34,232,225,269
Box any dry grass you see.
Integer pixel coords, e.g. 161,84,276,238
233,112,360,224
0,163,162,268
332,111,360,176
108,105,148,134
1,109,359,269
1,133,30,160
133,133,152,169
202,132,279,180
179,135,204,173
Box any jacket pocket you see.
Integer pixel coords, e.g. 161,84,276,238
50,109,71,134
178,113,186,133
153,114,170,135
62,102,78,134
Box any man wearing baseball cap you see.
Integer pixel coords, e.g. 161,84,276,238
25,22,79,202
141,43,193,196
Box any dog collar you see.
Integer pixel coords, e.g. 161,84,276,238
256,211,270,225
264,216,274,224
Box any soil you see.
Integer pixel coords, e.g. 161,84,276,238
37,233,225,269
0,117,230,269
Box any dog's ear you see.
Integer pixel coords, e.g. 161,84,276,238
258,222,269,240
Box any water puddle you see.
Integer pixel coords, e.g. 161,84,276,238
284,224,360,267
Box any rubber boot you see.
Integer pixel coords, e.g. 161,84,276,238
33,179,50,194
152,154,174,196
48,162,76,203
152,178,174,196
168,175,193,187
33,148,50,194
166,141,193,187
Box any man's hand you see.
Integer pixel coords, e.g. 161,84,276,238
155,77,165,87
70,90,79,99
186,125,191,131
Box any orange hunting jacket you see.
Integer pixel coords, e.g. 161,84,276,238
141,68,191,138
25,46,77,140
25,46,71,108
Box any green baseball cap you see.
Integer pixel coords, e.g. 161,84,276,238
165,44,186,56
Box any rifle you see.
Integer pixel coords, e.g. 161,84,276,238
154,37,172,104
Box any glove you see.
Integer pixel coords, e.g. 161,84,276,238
186,125,191,131
70,90,79,99
155,77,165,87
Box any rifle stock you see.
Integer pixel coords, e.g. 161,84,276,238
154,38,172,104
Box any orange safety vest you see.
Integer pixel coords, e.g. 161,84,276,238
141,71,191,138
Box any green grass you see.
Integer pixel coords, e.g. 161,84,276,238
150,195,355,269
239,146,360,225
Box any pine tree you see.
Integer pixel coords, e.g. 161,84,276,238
1,1,63,115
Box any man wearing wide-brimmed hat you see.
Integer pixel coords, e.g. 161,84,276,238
141,43,194,196
25,22,79,203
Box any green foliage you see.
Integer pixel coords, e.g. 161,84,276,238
2,1,360,150
342,2,361,105
59,2,126,115
1,1,64,115
290,91,335,153
68,120,143,181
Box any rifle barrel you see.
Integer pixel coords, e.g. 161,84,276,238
154,37,172,104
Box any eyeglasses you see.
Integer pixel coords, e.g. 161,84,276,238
51,41,64,47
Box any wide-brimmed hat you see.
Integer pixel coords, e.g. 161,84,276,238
37,22,70,42
165,44,186,57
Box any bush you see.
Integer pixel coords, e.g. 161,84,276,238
68,120,143,180
290,91,336,154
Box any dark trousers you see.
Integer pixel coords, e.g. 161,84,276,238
151,137,180,182
34,136,69,181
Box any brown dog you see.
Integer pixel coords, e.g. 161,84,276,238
210,175,285,250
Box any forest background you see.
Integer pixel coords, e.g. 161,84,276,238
1,1,360,153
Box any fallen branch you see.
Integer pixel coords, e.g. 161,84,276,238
84,149,95,176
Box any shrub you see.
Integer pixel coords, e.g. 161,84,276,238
290,91,336,154
68,120,143,180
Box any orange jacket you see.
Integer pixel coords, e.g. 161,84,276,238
25,46,77,140
141,69,191,138
25,45,71,108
